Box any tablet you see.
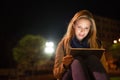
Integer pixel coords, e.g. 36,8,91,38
70,48,105,59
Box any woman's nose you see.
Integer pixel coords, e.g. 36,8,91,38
80,28,85,32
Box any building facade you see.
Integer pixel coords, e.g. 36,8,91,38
94,15,120,49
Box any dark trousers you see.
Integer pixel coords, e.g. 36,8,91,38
62,55,110,80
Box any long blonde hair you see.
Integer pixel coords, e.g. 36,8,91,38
62,10,99,54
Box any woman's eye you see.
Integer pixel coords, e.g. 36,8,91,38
85,27,89,30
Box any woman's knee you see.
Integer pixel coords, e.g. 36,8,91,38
71,59,84,68
71,59,80,66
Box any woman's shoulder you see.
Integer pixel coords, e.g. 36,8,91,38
57,38,65,47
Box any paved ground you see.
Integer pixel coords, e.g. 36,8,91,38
36,74,120,80
28,73,120,80
1,71,119,80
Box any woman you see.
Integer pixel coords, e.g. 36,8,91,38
53,10,109,80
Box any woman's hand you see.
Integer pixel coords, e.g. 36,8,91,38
62,55,74,68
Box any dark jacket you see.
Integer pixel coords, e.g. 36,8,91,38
53,39,107,79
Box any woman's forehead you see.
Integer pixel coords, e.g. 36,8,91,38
75,18,91,24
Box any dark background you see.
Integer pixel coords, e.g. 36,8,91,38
0,0,120,68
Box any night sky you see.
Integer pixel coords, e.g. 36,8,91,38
0,0,120,68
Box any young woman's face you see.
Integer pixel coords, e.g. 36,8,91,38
73,18,91,41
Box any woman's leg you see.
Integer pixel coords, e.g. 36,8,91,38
62,69,72,80
71,59,90,80
86,55,110,80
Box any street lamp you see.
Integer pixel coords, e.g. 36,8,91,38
113,38,120,44
113,40,117,44
44,41,54,54
118,38,120,42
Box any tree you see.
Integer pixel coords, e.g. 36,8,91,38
109,43,120,58
13,34,46,74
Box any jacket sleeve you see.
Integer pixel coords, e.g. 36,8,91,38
99,40,108,72
53,41,66,79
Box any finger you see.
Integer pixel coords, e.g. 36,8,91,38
66,54,73,57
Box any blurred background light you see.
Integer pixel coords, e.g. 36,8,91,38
44,41,54,54
113,40,117,44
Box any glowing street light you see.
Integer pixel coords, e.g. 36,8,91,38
45,42,54,47
113,40,117,44
118,38,120,42
113,38,120,44
44,41,54,54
